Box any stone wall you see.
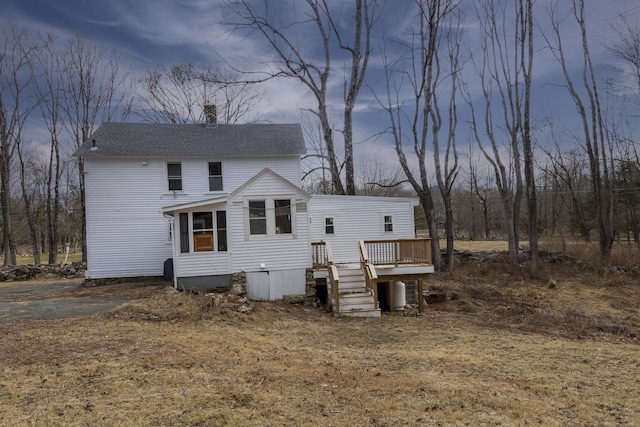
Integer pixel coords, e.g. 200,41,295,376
0,262,86,282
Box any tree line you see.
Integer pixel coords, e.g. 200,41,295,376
0,26,262,266
226,0,639,273
2,0,639,275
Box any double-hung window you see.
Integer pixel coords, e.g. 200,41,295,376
208,162,223,191
167,162,182,191
384,215,394,232
325,217,335,235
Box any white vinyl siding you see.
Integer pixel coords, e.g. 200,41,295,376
159,156,300,203
308,195,417,263
84,158,173,278
85,156,287,279
227,172,309,273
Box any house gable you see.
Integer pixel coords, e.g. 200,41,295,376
227,167,310,203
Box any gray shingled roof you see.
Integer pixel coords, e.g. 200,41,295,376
73,122,306,158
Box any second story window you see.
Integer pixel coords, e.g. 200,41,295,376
167,162,182,191
208,161,223,191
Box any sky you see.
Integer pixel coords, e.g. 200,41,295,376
2,0,640,176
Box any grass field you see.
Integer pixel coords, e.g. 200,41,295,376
1,241,639,425
12,252,83,266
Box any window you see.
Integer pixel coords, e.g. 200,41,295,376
384,215,393,232
245,197,296,238
167,162,182,191
325,217,334,234
179,213,189,253
216,211,227,251
192,212,214,252
208,162,223,191
249,200,267,235
177,211,226,254
275,199,292,234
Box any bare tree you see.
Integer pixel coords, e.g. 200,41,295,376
137,64,263,124
356,154,407,197
30,31,66,264
520,0,537,275
542,143,592,242
546,0,616,263
465,0,534,269
16,143,42,264
608,15,640,93
0,25,39,265
376,0,462,270
432,9,463,270
467,146,495,240
225,0,378,195
59,35,132,262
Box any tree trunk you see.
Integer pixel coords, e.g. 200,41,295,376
419,195,441,270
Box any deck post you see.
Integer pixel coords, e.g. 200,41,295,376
394,241,399,267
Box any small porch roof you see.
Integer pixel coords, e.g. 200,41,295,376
161,196,228,216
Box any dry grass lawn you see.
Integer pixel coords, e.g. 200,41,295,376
1,240,639,426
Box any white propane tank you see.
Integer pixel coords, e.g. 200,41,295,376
394,281,406,311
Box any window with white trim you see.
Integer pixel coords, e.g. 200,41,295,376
275,199,292,234
208,161,223,191
384,215,393,232
246,198,296,238
167,162,182,191
177,211,227,254
325,217,335,234
192,212,214,252
249,200,267,235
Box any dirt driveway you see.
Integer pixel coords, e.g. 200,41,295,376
0,279,168,323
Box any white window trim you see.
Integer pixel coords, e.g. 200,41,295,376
324,216,335,236
243,196,297,240
166,161,184,193
383,214,394,233
206,160,224,193
177,210,227,255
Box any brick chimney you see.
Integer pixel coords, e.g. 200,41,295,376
204,104,217,127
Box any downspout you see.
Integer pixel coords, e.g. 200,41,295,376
163,213,178,289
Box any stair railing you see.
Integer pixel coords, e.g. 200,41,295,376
359,241,379,309
323,242,341,313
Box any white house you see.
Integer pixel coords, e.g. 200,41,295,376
75,113,433,316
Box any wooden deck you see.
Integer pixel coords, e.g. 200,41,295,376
311,239,434,316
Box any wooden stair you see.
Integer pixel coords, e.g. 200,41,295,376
328,266,380,318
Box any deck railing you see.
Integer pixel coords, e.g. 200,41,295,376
311,241,329,269
363,238,432,266
359,241,379,309
312,238,433,269
312,241,340,311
